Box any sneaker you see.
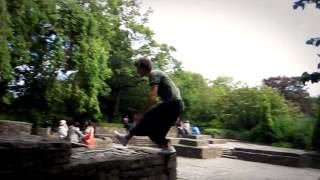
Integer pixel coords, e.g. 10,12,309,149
113,131,128,146
159,145,176,155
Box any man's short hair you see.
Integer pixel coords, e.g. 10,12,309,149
134,57,152,72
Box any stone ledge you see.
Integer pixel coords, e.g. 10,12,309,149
181,134,212,140
1,147,177,180
233,148,320,169
0,120,32,136
174,144,223,159
179,139,208,147
0,135,72,170
234,147,302,157
208,139,229,144
233,150,302,167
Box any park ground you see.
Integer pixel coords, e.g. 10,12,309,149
177,156,320,180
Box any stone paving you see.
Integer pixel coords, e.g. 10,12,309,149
177,156,320,180
210,141,309,154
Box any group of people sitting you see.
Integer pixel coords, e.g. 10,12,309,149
57,120,96,147
177,119,201,137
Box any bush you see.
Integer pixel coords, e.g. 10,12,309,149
98,122,123,128
204,128,225,137
272,142,294,148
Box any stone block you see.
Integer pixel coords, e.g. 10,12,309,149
179,138,208,147
303,152,320,169
181,134,212,140
0,120,32,136
0,136,72,170
36,127,51,137
2,146,177,180
174,144,223,159
208,139,228,144
168,138,180,145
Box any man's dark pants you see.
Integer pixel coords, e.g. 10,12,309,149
130,100,184,146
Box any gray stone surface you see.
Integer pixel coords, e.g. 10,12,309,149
0,120,32,136
36,127,51,137
177,156,320,180
212,142,320,169
208,138,229,144
1,146,177,180
181,134,212,140
128,136,159,147
179,139,209,147
95,137,113,148
168,138,180,145
233,150,302,167
174,144,223,159
0,135,72,170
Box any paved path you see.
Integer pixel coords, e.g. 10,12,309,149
177,157,320,180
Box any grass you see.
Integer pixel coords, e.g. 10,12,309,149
98,122,123,128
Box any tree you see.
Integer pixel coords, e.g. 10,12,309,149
3,0,112,123
101,0,181,121
312,97,320,151
263,76,313,115
293,0,320,83
0,0,13,111
293,0,320,151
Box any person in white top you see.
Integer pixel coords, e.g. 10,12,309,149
58,120,68,140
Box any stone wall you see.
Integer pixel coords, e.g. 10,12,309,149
233,147,320,168
1,146,176,180
0,135,72,171
0,120,32,136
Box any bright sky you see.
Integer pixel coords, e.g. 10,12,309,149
141,0,320,97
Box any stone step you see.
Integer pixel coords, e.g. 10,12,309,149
222,148,237,159
208,139,228,144
174,144,223,159
181,134,212,140
179,139,209,147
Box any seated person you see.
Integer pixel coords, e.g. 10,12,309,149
192,126,201,135
58,120,68,140
83,120,96,147
183,120,192,134
67,122,84,144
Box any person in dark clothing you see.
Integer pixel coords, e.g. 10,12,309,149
114,57,184,154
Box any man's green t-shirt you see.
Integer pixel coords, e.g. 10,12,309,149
148,69,182,102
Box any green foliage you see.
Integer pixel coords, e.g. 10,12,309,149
263,76,313,115
98,122,123,128
2,0,114,123
272,142,294,148
292,0,320,151
204,128,224,136
312,98,320,151
0,0,13,108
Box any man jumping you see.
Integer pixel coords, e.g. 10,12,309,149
114,57,184,154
